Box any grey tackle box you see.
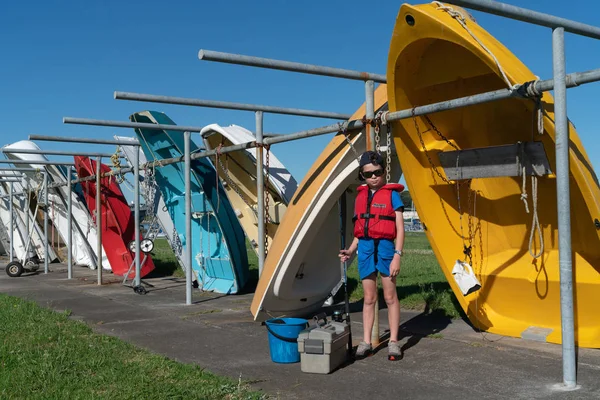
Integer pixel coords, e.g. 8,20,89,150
297,320,350,374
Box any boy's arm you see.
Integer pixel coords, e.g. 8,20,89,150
395,210,405,252
347,237,359,254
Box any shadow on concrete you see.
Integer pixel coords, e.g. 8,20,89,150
396,305,452,359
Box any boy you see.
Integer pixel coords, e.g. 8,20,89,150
339,151,405,361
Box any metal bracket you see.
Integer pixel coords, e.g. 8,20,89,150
437,142,552,180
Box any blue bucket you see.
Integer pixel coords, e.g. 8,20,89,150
265,317,308,363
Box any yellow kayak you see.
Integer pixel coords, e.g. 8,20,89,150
387,2,600,347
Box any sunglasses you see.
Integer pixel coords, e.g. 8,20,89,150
362,169,384,179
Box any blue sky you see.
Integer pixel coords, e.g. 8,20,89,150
2,0,600,199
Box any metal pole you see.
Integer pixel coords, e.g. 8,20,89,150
29,135,140,146
553,27,577,389
43,172,48,274
364,79,379,347
134,145,141,286
67,166,73,279
445,0,600,40
365,80,375,150
64,117,206,134
114,92,351,120
24,181,29,263
59,67,600,173
0,193,27,199
0,167,40,172
256,111,265,277
96,157,102,285
1,148,121,158
184,132,192,305
0,160,75,166
9,182,13,262
198,50,387,83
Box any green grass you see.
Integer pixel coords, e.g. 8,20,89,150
149,233,462,318
0,294,266,400
402,232,433,251
148,237,184,278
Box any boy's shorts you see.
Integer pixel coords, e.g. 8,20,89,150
357,238,395,280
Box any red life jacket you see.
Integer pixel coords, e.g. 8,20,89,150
353,183,404,240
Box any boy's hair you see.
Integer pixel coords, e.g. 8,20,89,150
358,151,386,181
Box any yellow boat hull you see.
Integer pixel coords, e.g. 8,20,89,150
387,3,600,347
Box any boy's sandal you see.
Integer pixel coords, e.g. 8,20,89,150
354,341,373,359
388,340,402,361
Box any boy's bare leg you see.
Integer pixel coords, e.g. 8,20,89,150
381,274,400,342
362,273,377,343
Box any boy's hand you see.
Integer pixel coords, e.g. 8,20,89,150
338,249,353,263
389,255,401,278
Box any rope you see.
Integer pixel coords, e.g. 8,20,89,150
110,147,126,184
523,76,545,137
517,142,530,214
433,1,515,90
517,142,544,259
378,110,390,126
528,174,543,259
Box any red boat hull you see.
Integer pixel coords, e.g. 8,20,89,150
74,156,155,278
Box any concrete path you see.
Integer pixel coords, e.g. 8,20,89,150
1,262,599,399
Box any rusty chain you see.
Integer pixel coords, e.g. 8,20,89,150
412,108,478,263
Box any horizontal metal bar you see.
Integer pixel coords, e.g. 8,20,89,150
0,179,22,182
535,67,600,92
2,147,124,158
0,167,41,172
57,165,132,187
64,117,280,137
114,91,352,120
55,67,600,189
28,134,140,146
445,0,600,40
0,195,26,200
64,117,207,133
264,120,363,146
198,49,387,83
264,66,600,144
389,66,600,123
0,159,74,166
0,172,24,176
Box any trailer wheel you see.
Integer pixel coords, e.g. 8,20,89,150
6,261,24,278
25,260,39,272
133,285,147,295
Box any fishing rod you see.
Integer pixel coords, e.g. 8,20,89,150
338,191,353,358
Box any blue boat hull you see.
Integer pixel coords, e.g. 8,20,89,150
131,111,249,294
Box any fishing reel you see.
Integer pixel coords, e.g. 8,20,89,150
332,309,349,324
332,309,344,323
